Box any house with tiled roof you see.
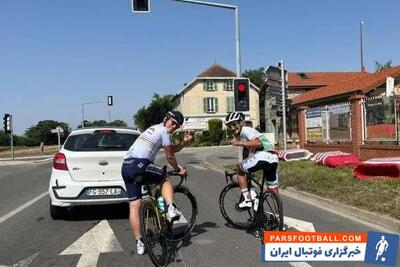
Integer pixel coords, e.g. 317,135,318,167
293,66,400,160
276,71,367,142
293,66,400,106
173,64,260,130
287,71,368,101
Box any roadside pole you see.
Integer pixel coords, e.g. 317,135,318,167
280,60,287,150
10,115,14,160
57,127,61,150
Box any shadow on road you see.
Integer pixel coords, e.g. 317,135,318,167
63,203,129,221
166,221,219,264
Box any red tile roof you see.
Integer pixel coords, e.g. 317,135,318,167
293,66,400,105
288,72,368,88
198,64,236,77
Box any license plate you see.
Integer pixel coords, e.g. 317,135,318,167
86,188,122,196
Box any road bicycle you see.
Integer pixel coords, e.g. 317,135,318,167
139,166,197,266
219,170,284,237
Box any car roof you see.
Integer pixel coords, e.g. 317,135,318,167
70,127,141,136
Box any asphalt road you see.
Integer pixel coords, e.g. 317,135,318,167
0,147,396,267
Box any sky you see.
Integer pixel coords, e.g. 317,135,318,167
1,0,400,135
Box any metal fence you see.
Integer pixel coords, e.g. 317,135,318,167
362,95,398,143
306,102,351,143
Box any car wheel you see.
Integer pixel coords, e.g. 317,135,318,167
49,201,67,220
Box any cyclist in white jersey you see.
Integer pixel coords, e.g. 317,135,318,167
121,110,192,255
225,112,279,209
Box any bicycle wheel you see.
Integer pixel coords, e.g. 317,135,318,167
140,199,168,266
261,191,284,231
167,186,197,241
169,175,184,188
219,183,260,230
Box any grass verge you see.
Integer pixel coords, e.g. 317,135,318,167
226,160,400,220
0,145,59,159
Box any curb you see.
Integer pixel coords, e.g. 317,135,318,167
201,158,400,234
281,187,400,234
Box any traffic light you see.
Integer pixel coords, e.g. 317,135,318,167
234,78,250,111
3,114,11,133
107,96,113,106
132,0,150,12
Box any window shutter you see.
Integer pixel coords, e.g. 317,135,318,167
214,81,218,91
203,81,207,91
223,81,227,91
203,98,207,113
215,98,219,112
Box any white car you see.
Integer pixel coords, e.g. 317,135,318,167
48,127,140,219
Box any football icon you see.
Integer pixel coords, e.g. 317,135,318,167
381,257,386,262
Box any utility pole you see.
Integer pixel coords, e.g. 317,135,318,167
280,60,287,150
360,21,365,72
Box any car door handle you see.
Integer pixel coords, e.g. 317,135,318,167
99,161,109,166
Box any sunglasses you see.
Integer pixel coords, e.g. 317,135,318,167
170,119,180,129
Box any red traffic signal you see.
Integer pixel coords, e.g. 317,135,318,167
234,78,250,111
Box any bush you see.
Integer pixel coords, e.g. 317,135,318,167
171,131,184,145
208,119,223,145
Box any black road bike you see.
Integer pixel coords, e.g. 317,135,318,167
219,170,284,236
139,167,197,266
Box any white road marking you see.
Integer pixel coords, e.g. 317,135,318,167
189,165,209,170
284,216,315,267
0,252,40,267
60,220,123,267
284,216,316,232
0,192,49,224
173,214,188,224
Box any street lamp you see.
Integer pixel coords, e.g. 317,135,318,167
360,21,365,72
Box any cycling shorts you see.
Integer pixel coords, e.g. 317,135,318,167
240,151,279,186
121,157,166,201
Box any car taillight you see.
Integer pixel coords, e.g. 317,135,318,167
53,153,68,171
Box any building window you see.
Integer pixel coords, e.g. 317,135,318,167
225,80,233,91
204,80,216,91
226,96,234,113
203,97,218,113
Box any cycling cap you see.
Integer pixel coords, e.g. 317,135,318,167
167,110,184,126
225,112,245,124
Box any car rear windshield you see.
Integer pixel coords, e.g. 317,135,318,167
64,132,138,152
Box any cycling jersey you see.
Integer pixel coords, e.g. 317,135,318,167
122,123,172,201
124,123,171,162
239,126,275,157
239,126,278,186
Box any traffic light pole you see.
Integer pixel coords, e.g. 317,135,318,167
280,60,287,150
10,115,14,160
172,0,241,77
81,100,108,128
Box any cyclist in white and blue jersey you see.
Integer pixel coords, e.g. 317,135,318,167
225,112,279,210
121,110,192,255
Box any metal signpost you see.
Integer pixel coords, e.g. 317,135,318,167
265,62,288,150
51,126,64,150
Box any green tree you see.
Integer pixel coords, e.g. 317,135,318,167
108,120,127,127
134,94,177,131
25,120,70,145
208,119,223,145
375,60,392,72
242,67,266,88
91,120,108,126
